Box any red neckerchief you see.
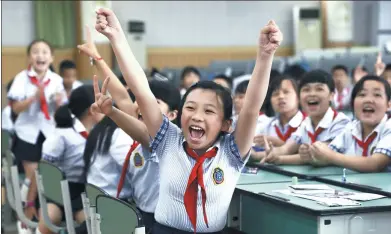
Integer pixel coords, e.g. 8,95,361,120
353,132,377,157
274,111,305,142
116,141,140,198
28,66,51,120
307,109,338,143
183,143,218,233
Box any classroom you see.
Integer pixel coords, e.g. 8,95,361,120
1,1,391,234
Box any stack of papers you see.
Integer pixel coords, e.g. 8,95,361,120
272,184,386,207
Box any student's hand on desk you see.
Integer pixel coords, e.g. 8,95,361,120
77,25,101,60
95,8,123,41
259,20,283,55
253,135,265,147
299,143,312,163
374,52,386,76
309,142,334,165
260,138,280,164
91,75,113,115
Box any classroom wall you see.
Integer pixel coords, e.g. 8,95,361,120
3,1,379,48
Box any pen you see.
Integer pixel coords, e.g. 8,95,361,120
342,168,346,183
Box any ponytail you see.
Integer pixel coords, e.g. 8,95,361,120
54,104,74,128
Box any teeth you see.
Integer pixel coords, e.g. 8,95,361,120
190,126,203,131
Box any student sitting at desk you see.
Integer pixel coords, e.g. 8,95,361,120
308,75,391,172
255,70,351,164
252,75,304,151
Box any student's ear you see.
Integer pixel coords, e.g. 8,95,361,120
221,119,232,132
167,110,178,122
387,100,391,110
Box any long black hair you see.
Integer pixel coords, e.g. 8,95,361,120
82,115,118,180
54,85,95,128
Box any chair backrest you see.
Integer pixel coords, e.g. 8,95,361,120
1,130,10,156
38,161,65,205
85,183,108,207
96,195,142,234
4,150,14,170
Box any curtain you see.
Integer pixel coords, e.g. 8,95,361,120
34,1,76,48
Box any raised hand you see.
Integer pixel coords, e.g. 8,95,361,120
374,52,386,76
260,137,280,164
77,25,101,59
95,8,123,41
91,75,113,115
353,65,368,83
259,20,283,55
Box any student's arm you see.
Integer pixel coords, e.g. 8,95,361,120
77,26,137,117
251,140,299,161
92,76,150,147
235,21,283,157
95,9,162,138
107,107,149,147
7,75,36,114
311,142,391,172
10,97,35,114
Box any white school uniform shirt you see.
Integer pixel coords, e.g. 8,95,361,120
7,68,68,144
289,107,351,145
256,111,305,141
1,106,14,133
333,86,353,111
128,144,159,213
42,118,87,183
231,113,271,133
72,80,83,90
87,128,133,199
149,115,250,232
329,115,391,172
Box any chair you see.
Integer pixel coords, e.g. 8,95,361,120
2,155,16,211
96,195,144,234
10,164,39,229
35,161,77,234
83,183,108,234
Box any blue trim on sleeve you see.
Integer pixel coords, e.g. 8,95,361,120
42,154,59,163
150,115,170,153
228,134,247,163
374,148,391,158
328,144,344,153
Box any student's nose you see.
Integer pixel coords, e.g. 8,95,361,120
191,110,204,122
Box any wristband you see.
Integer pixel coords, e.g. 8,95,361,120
24,200,35,208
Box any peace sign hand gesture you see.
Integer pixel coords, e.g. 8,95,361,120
77,25,100,60
91,75,113,115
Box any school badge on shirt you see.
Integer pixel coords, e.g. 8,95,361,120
133,152,144,167
212,167,224,185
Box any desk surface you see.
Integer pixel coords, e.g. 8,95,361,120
320,173,391,194
255,164,359,177
238,170,294,185
236,180,391,215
